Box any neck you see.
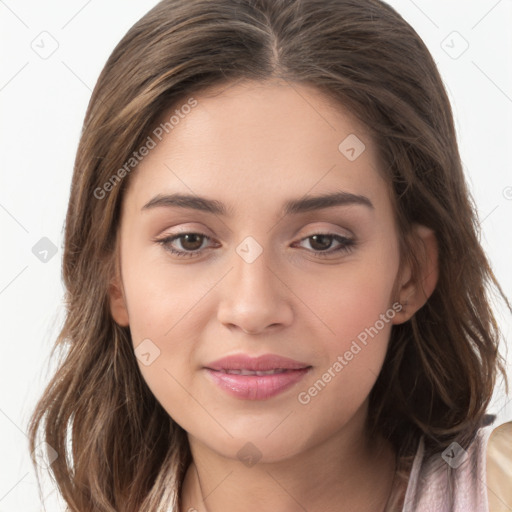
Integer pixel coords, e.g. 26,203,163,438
179,404,397,512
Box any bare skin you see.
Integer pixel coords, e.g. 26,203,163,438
108,79,438,512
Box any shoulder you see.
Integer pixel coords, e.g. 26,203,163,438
486,420,512,512
402,418,512,512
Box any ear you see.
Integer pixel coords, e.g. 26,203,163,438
108,264,130,327
392,224,438,324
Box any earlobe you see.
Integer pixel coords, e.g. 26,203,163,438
392,225,439,324
108,273,130,327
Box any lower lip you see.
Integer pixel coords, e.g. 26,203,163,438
204,368,311,400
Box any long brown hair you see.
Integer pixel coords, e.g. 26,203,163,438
28,0,510,510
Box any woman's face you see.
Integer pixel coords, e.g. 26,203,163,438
111,79,407,462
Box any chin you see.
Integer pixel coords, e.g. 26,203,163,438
189,424,310,465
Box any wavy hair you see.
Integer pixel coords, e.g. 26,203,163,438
29,0,509,510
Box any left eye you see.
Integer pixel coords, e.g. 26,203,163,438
156,232,355,259
294,233,355,257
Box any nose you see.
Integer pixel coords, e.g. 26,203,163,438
216,247,293,335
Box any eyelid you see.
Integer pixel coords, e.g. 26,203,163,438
295,221,355,239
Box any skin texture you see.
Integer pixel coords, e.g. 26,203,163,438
109,79,438,512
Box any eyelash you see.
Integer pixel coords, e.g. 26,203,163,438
155,232,356,259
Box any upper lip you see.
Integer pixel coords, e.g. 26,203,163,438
205,354,311,371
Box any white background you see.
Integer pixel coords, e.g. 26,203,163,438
1,1,511,510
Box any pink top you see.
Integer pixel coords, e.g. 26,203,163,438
402,424,495,511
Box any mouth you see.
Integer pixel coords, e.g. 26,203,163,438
203,354,312,400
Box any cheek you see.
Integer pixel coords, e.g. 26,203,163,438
327,271,396,348
307,249,399,351
118,246,206,415
122,241,207,339
295,245,398,404
294,278,396,432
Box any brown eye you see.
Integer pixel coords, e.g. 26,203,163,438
156,232,213,258
296,233,355,258
176,233,205,251
308,234,335,251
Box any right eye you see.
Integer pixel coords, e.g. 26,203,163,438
156,232,216,258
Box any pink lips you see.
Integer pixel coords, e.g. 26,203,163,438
204,354,312,400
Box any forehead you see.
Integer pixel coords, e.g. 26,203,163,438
123,80,389,215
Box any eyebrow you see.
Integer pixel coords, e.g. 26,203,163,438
141,191,374,216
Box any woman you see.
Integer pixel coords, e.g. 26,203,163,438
29,1,512,510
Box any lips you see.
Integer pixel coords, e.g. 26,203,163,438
204,354,312,400
218,368,289,376
205,354,310,372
